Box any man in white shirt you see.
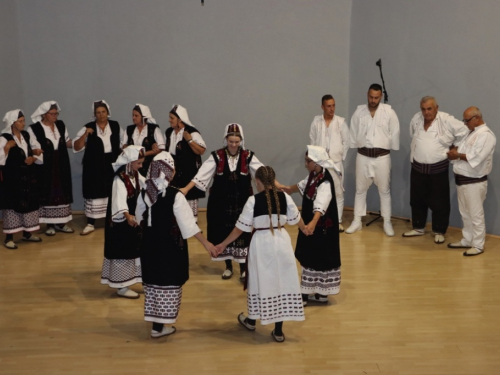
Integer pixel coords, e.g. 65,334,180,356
345,83,400,237
447,107,496,256
403,97,468,244
309,95,350,232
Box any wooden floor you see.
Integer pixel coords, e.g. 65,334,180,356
1,211,499,375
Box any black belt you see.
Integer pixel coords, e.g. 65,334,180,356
357,147,390,158
454,173,487,186
411,159,449,175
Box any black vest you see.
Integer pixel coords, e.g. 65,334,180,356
253,190,288,218
126,123,158,177
82,120,121,199
295,169,341,270
140,187,190,286
165,125,205,200
30,120,73,206
0,132,39,213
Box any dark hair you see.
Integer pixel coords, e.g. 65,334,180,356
18,111,24,119
133,105,142,115
255,166,281,235
49,104,58,111
169,105,180,120
321,95,334,105
368,83,383,92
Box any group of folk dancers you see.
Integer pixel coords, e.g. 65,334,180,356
0,101,342,342
1,81,496,340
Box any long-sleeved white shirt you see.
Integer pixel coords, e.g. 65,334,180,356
28,122,70,151
297,174,332,216
453,124,496,178
409,111,468,164
121,126,165,150
309,114,349,162
0,130,43,165
349,103,400,150
73,123,125,153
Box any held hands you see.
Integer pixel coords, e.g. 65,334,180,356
32,149,43,156
204,242,219,257
215,243,227,256
24,156,35,165
447,147,459,160
303,221,317,236
125,213,138,227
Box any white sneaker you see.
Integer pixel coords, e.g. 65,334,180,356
402,229,425,237
345,220,362,234
221,269,233,280
117,287,140,299
463,248,484,257
434,234,445,244
383,221,394,237
80,224,95,236
151,326,176,338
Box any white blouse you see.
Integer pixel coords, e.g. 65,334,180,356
121,126,165,150
73,123,125,153
28,122,70,151
168,128,205,155
0,131,43,166
236,193,301,232
192,152,263,191
111,173,146,222
297,175,332,215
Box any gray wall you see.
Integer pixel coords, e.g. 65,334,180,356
0,0,24,113
348,0,500,234
14,0,352,209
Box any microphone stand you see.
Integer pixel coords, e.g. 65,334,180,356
366,59,410,227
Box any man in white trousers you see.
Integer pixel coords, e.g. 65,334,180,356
447,107,496,256
309,95,349,232
345,83,400,237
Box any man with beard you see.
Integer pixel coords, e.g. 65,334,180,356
345,84,400,236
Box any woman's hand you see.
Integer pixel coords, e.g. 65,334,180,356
204,242,218,257
124,213,138,227
215,243,227,255
32,148,43,156
24,156,35,165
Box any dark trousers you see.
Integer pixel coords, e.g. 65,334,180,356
410,168,450,234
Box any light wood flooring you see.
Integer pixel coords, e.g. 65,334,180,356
1,211,499,375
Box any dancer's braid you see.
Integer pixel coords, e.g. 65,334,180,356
256,166,280,235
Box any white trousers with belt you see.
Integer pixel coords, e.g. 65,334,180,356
353,153,392,220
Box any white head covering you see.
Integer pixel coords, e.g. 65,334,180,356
31,101,61,123
143,151,176,226
307,145,337,170
170,104,193,126
112,145,145,172
134,104,156,124
2,109,24,133
222,123,245,149
92,100,111,120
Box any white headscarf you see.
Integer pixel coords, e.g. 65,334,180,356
307,144,343,179
143,151,176,226
92,100,111,120
31,101,61,123
112,145,145,172
222,123,245,149
134,104,156,124
170,104,193,126
2,109,24,133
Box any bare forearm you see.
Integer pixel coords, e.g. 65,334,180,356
222,227,244,247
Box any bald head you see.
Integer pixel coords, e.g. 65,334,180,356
463,106,484,130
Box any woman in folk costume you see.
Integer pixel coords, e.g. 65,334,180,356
216,166,307,343
284,145,341,306
74,101,124,235
122,104,164,177
101,145,146,299
0,110,43,249
181,123,266,280
28,101,74,236
165,104,206,221
136,151,217,338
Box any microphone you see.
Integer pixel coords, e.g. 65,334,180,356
376,59,382,67
375,59,389,103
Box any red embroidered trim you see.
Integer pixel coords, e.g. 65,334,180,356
119,171,140,198
305,171,324,200
216,149,226,175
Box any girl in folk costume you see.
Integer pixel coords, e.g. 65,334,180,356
165,104,206,221
74,101,124,235
284,145,341,305
122,104,164,177
28,101,74,236
136,152,217,338
216,166,307,343
0,110,43,249
181,123,266,280
101,146,146,299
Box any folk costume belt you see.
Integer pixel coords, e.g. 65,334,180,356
357,147,390,158
411,159,449,175
454,173,487,186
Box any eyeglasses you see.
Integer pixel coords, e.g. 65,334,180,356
46,111,59,116
304,158,314,164
463,115,476,124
